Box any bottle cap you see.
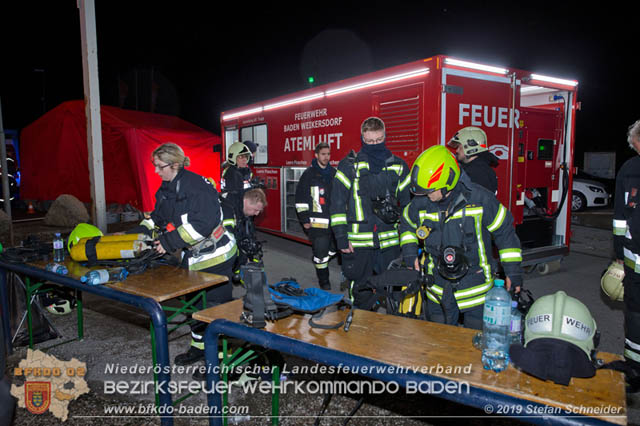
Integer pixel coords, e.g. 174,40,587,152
494,278,505,287
80,276,88,283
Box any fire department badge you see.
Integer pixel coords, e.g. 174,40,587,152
25,381,51,415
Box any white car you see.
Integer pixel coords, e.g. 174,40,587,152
572,178,610,212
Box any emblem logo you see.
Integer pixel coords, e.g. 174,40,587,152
25,381,51,415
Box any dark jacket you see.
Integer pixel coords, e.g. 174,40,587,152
330,150,411,251
462,151,499,194
399,172,522,311
221,165,253,216
613,155,640,271
295,159,336,231
129,168,236,271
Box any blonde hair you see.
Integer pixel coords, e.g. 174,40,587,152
152,143,191,168
628,119,640,152
244,188,267,207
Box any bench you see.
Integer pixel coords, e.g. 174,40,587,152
195,299,627,425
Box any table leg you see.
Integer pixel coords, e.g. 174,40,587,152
76,289,83,340
150,321,161,408
0,269,12,355
25,277,34,349
271,365,280,425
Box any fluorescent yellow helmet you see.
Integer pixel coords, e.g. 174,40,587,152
67,223,103,252
410,145,460,195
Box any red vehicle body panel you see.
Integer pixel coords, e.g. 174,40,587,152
221,55,579,265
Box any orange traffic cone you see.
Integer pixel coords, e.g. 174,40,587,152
27,202,36,214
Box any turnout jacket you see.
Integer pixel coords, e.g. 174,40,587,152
399,172,522,310
131,168,237,271
330,150,411,251
295,162,336,230
462,151,499,195
221,165,253,216
613,156,640,273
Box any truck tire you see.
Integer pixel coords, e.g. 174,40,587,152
536,260,562,275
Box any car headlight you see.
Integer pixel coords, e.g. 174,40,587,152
588,185,604,193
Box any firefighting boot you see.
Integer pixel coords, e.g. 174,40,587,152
317,268,331,291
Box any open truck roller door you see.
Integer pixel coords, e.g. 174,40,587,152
221,55,579,269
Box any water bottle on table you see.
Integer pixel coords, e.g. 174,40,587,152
45,262,68,275
80,267,128,285
510,300,523,345
482,278,511,372
53,233,65,262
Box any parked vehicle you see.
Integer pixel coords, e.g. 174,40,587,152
572,178,610,212
221,54,579,268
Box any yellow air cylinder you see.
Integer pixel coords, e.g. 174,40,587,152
70,239,151,261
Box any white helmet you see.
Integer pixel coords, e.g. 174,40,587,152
601,261,624,302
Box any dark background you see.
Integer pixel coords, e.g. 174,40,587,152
1,1,637,170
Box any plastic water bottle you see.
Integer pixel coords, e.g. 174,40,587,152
481,279,511,372
53,233,65,262
45,262,68,275
80,267,128,285
510,300,523,346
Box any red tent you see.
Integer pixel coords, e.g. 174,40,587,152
20,100,221,212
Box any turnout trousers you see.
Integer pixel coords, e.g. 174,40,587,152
342,246,400,309
624,266,640,370
309,228,336,290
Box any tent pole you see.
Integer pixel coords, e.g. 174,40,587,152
78,0,107,233
0,97,14,246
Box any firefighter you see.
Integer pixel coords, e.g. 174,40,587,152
222,188,267,271
330,117,411,308
295,142,337,290
610,119,640,390
221,141,253,217
128,142,237,365
447,126,499,194
399,145,522,329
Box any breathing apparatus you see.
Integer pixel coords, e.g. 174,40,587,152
371,192,402,224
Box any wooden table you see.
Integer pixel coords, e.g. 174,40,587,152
196,300,627,426
1,258,227,425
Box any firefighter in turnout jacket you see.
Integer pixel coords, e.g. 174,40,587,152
331,117,411,309
222,188,267,272
221,142,253,217
399,145,522,329
128,143,237,365
610,119,640,389
295,142,337,290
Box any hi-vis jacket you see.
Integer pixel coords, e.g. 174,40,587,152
132,168,237,271
330,151,411,250
295,163,336,231
399,173,522,311
613,156,640,273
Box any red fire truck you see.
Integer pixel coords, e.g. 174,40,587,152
220,55,579,270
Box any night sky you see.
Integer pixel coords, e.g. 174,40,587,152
1,1,638,170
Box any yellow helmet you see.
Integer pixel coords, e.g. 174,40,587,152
67,223,103,252
410,145,460,195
